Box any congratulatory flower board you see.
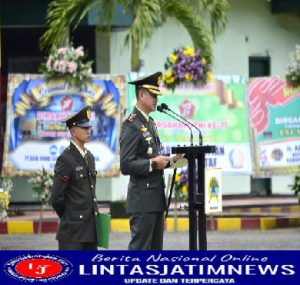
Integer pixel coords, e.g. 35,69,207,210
3,74,126,177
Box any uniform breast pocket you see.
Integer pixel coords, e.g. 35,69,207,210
74,170,89,188
75,170,87,180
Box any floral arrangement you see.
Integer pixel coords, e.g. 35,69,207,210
174,169,188,202
28,168,53,205
0,177,13,220
39,44,93,88
286,45,300,88
163,45,212,91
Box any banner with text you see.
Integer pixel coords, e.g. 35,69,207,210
127,74,251,174
247,77,300,176
2,74,126,176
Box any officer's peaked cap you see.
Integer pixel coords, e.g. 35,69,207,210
129,71,163,95
65,106,92,129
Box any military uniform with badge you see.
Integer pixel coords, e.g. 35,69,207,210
51,106,99,250
120,72,170,250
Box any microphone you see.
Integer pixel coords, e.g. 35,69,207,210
160,103,203,145
157,105,194,146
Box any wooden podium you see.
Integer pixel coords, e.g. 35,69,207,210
172,145,216,250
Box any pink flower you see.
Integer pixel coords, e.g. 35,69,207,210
68,61,78,73
58,60,67,73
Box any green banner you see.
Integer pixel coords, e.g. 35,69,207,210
127,74,251,174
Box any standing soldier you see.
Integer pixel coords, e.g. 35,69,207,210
120,72,171,250
51,106,98,250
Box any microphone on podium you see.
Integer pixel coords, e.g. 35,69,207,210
157,105,194,146
160,103,203,145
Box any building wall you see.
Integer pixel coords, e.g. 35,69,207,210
213,0,300,77
108,0,300,76
95,0,299,197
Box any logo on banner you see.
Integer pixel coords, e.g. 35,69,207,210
49,145,58,156
271,148,283,161
4,254,73,282
208,176,220,203
179,99,195,119
61,96,74,111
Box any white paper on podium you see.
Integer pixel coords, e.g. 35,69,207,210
169,158,188,169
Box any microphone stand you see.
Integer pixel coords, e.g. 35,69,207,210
157,106,194,222
159,104,216,250
164,107,203,145
158,108,194,146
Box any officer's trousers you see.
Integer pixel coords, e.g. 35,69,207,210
58,241,97,250
128,212,164,250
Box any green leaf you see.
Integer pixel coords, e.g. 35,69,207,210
40,0,230,71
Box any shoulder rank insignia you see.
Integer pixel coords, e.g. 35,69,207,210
127,114,137,122
140,125,148,132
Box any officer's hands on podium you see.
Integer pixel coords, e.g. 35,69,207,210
168,154,187,169
150,154,187,171
172,154,184,162
151,156,171,170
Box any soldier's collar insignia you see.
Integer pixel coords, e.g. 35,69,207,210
140,125,148,132
127,114,137,122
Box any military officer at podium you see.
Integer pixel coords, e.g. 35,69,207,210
51,106,99,250
120,72,172,250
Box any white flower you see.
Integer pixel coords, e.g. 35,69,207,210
53,60,60,72
74,46,84,58
84,68,92,77
46,58,53,71
28,170,53,205
286,44,300,87
57,47,68,55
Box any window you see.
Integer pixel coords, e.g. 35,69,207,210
249,56,270,77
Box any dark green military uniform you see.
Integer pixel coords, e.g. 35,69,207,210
120,72,167,250
51,106,99,250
